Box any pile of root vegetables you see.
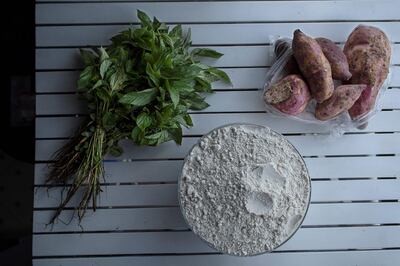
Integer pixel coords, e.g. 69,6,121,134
264,25,391,125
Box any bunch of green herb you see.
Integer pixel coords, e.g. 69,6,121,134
47,10,230,223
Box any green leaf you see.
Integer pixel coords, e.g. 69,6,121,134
167,84,179,107
145,130,171,146
99,47,109,62
92,80,105,90
102,112,118,130
195,77,213,93
184,114,193,127
152,17,161,30
207,68,231,84
191,48,223,59
158,22,169,32
198,72,220,83
119,88,158,106
77,66,95,90
100,59,112,79
137,10,152,27
145,63,159,86
80,49,97,65
168,127,182,145
161,65,201,79
110,71,126,91
158,104,175,125
188,99,209,110
136,112,152,130
174,114,193,128
152,17,168,32
96,87,110,102
158,86,166,101
184,93,210,110
172,80,195,92
183,28,192,48
169,25,182,38
162,34,174,47
131,126,142,142
192,63,210,70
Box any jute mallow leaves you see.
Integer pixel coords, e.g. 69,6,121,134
46,10,231,223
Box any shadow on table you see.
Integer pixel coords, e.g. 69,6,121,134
0,0,35,265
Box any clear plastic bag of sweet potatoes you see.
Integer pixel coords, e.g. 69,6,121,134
263,33,392,135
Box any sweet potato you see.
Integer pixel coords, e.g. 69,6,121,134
292,30,334,103
264,74,311,115
343,25,391,119
274,39,300,74
315,84,367,121
316,37,352,81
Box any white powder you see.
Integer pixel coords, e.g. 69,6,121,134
179,124,311,256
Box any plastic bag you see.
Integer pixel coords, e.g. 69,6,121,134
263,36,392,135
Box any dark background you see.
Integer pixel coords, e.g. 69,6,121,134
0,0,35,265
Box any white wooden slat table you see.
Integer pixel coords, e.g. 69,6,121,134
34,0,400,265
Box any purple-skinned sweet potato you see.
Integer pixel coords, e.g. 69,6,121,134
274,39,300,74
292,30,334,103
344,25,391,120
316,37,352,81
264,74,311,115
315,84,367,121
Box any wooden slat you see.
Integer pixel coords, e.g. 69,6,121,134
34,156,400,185
380,89,400,109
35,133,400,161
36,1,400,24
35,160,183,184
32,250,400,266
34,44,400,70
34,180,400,208
32,226,400,256
33,203,400,233
35,111,400,140
36,71,79,93
34,88,400,115
34,184,178,208
36,22,400,47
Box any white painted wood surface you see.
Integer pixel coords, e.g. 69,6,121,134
34,0,400,265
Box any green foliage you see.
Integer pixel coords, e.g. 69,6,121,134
78,10,231,146
47,10,230,223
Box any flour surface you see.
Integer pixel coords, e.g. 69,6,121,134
179,124,310,256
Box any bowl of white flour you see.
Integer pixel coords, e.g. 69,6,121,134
178,124,311,256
